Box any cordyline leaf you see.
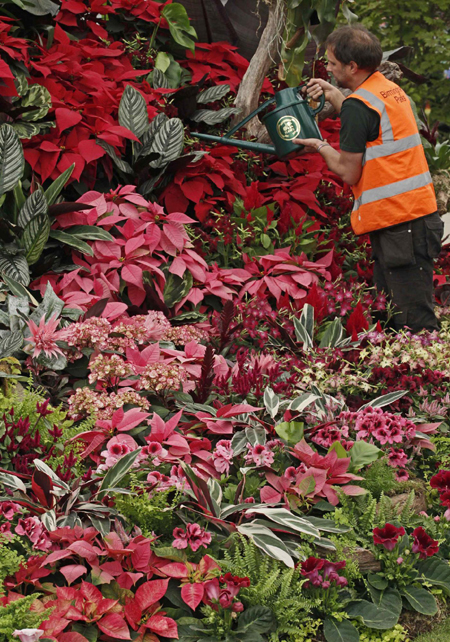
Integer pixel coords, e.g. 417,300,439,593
97,448,142,500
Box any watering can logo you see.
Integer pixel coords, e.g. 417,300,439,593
192,84,325,158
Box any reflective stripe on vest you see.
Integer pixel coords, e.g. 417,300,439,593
353,87,394,143
354,170,433,209
363,133,422,164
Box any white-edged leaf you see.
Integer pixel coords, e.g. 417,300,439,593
41,509,57,532
359,390,408,411
289,393,319,412
33,459,70,491
237,522,294,568
0,471,27,492
248,507,320,538
0,124,24,196
231,430,247,456
319,318,344,348
97,448,142,499
263,386,280,419
118,85,149,139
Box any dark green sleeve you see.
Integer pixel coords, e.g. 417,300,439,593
339,98,380,153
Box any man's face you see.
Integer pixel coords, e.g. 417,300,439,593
326,49,352,88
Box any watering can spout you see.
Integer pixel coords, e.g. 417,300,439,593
191,132,276,155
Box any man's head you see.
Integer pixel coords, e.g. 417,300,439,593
325,24,383,89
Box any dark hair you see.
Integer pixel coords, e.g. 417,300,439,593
326,24,383,71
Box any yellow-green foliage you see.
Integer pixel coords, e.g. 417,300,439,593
0,536,26,596
114,488,180,537
357,623,410,642
0,595,47,641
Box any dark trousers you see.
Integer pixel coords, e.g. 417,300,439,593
369,212,444,333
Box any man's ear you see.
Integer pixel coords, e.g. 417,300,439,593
349,61,359,75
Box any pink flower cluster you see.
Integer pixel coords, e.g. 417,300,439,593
172,523,212,552
300,557,348,589
213,440,234,475
311,424,353,450
68,387,149,420
140,362,187,392
147,465,187,492
244,441,283,467
88,354,133,384
97,434,147,472
163,325,211,346
203,573,250,612
339,407,416,446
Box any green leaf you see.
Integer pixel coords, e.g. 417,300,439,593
293,304,314,349
30,282,64,324
248,507,320,538
155,52,171,73
328,441,348,458
302,516,351,534
367,573,388,590
236,523,294,567
417,556,450,595
0,330,23,358
162,3,198,52
288,392,318,412
0,249,30,285
274,421,304,445
323,617,359,642
118,85,149,140
97,448,142,500
65,225,114,242
349,441,381,472
235,605,275,635
149,118,185,168
163,270,193,308
44,164,75,206
23,213,51,265
191,108,240,125
347,590,401,630
197,84,230,104
49,230,94,256
19,0,59,16
401,586,437,615
231,430,247,456
0,124,25,197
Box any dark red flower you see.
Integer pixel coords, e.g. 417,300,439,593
373,523,405,551
430,470,450,495
411,527,439,559
300,557,325,587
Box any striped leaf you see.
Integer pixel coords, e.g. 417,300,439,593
293,317,313,349
149,118,184,168
0,124,25,197
263,386,280,419
0,331,23,358
44,164,75,206
152,68,170,89
23,213,51,265
49,229,94,256
66,225,114,242
96,140,133,174
17,189,48,228
289,393,318,412
118,85,149,140
138,113,169,159
1,274,38,305
0,251,30,285
13,122,42,140
97,448,142,500
191,107,240,125
237,522,294,568
197,84,230,104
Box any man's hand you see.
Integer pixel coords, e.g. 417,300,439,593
303,78,345,113
292,138,322,153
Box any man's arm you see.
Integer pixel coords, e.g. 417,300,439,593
292,138,363,185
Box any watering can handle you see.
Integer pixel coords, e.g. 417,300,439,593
297,83,326,116
224,97,277,139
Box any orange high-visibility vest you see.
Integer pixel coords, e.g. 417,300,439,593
348,72,437,235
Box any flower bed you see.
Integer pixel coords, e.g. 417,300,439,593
1,2,450,642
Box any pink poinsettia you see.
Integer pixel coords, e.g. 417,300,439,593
25,314,68,359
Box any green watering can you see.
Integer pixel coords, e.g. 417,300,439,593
192,84,325,158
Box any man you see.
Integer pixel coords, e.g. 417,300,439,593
294,24,443,333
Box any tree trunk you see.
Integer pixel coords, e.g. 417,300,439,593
232,1,284,140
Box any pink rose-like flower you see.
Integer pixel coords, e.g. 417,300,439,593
13,630,44,642
186,523,212,552
15,517,51,551
395,470,409,482
213,439,234,475
0,501,22,520
232,601,244,613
